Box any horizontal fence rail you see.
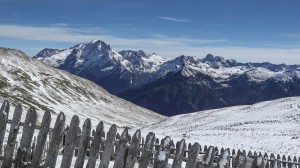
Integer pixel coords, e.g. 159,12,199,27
0,100,299,168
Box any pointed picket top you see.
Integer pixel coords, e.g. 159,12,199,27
248,151,253,157
202,146,215,167
125,129,141,168
204,145,208,152
45,112,66,168
0,100,10,154
114,128,129,168
217,148,230,168
233,150,247,168
87,121,104,168
186,142,200,168
1,103,22,168
61,115,80,168
138,132,155,168
269,153,276,168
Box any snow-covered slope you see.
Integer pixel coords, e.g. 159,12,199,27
142,97,300,156
0,47,165,128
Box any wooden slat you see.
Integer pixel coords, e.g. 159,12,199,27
172,139,186,168
99,124,117,168
60,115,80,168
185,142,200,168
86,121,104,168
217,148,230,168
125,129,141,168
233,150,247,168
74,118,92,168
113,128,129,168
138,132,155,168
44,112,65,168
269,153,276,168
202,146,215,168
154,136,171,168
15,106,37,167
0,100,10,155
1,103,22,168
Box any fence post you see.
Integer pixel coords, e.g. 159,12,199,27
74,118,92,168
138,132,155,168
202,146,215,168
86,121,104,168
125,129,141,168
113,128,129,168
154,136,171,168
172,139,186,168
233,150,247,168
16,106,37,168
99,124,117,168
217,148,230,168
0,100,10,155
1,103,22,168
44,112,65,168
60,115,80,168
185,142,200,168
31,110,51,167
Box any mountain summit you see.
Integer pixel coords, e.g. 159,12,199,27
35,40,300,116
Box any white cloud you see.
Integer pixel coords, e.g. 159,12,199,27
158,16,190,23
0,24,299,64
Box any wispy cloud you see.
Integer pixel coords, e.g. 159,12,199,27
0,24,299,64
159,16,190,23
281,33,300,40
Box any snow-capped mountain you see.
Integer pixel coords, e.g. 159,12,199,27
34,40,300,116
34,40,167,94
0,47,165,128
142,97,300,156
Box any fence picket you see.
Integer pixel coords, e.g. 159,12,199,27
74,118,92,168
0,100,10,155
99,124,117,168
277,154,282,168
269,153,276,168
154,136,171,168
217,148,231,168
44,112,65,168
86,121,104,168
15,106,37,167
61,115,80,168
185,142,200,168
233,150,247,168
125,129,141,168
138,132,155,168
172,139,186,168
202,146,215,168
113,128,129,168
1,103,22,168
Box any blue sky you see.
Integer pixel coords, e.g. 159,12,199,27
0,0,299,64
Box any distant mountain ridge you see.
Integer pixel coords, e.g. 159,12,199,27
34,40,300,116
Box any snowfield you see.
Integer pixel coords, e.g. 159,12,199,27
142,97,300,156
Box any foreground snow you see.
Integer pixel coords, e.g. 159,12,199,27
142,97,300,156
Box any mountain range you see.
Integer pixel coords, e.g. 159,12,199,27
0,47,164,128
34,40,300,116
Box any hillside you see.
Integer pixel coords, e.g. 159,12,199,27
142,97,300,156
0,47,165,128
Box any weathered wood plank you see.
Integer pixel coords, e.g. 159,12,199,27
74,118,92,168
138,132,155,168
44,112,66,168
269,153,276,168
99,124,117,168
86,121,104,168
113,128,129,168
31,110,51,167
277,154,282,168
60,115,80,168
1,103,22,168
217,149,231,168
16,106,37,168
125,129,141,168
0,100,10,155
202,146,215,168
185,142,200,168
154,136,171,168
172,139,186,168
251,155,267,168
233,150,247,168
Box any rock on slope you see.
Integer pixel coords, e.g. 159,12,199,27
142,97,300,156
0,47,165,128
